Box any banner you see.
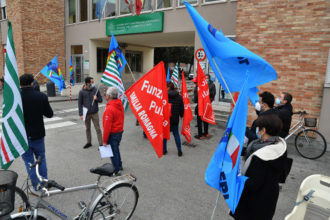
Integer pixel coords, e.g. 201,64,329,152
197,62,215,125
181,71,193,143
125,61,170,158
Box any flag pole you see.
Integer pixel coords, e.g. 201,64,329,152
34,72,41,79
126,62,137,82
91,84,101,106
211,58,236,105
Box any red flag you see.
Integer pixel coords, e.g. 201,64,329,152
136,0,143,15
181,71,193,143
125,62,170,158
197,62,216,125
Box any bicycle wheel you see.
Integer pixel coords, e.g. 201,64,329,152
90,183,139,220
295,129,327,159
14,186,31,212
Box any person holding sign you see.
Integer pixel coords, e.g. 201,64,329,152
78,77,103,149
103,87,124,175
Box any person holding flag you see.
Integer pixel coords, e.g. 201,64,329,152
78,77,103,149
163,81,184,157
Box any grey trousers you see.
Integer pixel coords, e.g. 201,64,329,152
85,113,103,146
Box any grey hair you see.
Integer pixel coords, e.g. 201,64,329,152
106,87,118,99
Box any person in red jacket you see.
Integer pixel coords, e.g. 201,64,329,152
103,87,124,175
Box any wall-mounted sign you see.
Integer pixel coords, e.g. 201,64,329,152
106,12,164,36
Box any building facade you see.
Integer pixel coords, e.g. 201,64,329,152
0,0,329,141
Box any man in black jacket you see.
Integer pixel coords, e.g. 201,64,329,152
245,91,279,144
20,73,53,190
194,74,216,140
78,77,103,149
275,92,293,138
163,82,184,157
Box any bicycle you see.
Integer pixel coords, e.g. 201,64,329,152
284,111,327,160
5,157,139,220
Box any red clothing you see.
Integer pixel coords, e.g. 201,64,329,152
102,99,124,144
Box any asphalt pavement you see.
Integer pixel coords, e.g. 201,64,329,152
5,100,330,219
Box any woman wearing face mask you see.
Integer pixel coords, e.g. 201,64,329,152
232,114,289,220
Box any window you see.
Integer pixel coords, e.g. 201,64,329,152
0,0,6,20
178,0,197,7
68,0,76,23
142,0,153,12
92,0,98,20
203,0,226,3
79,0,88,22
105,0,116,17
156,0,172,9
125,51,142,73
120,0,131,15
97,48,108,73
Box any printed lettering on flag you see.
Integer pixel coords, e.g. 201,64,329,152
181,71,193,143
1,21,29,169
170,62,179,88
101,52,129,111
125,62,170,158
197,62,215,125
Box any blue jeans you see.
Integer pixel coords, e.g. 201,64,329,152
163,124,182,153
107,132,123,173
22,137,47,190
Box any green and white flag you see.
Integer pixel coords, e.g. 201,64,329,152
101,51,129,111
1,21,28,169
171,62,179,88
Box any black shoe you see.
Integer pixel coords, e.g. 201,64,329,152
83,143,92,149
178,151,183,157
120,166,123,171
194,135,204,140
163,150,167,155
114,171,122,176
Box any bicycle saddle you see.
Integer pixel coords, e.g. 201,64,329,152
90,163,115,176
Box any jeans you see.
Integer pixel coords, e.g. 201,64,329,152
107,132,123,173
22,137,47,190
163,124,182,153
197,116,209,137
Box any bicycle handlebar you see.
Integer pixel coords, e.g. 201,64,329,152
293,111,307,115
31,156,65,192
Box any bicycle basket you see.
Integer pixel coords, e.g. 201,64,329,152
304,118,317,127
0,170,18,217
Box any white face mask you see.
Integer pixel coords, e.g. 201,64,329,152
91,83,95,87
275,98,281,105
255,102,261,111
256,127,262,139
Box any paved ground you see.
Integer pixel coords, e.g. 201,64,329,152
3,99,330,219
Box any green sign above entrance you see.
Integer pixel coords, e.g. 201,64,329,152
106,12,164,36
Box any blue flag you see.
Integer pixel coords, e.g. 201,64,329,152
69,56,75,86
40,56,65,93
248,87,259,106
96,0,107,22
184,2,277,93
108,34,127,74
166,67,170,83
205,80,250,213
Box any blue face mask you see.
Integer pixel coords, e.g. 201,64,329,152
256,127,261,139
275,98,281,105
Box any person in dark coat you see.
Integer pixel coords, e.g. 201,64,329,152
20,73,53,190
78,76,103,149
245,91,279,145
194,74,216,140
275,92,293,138
163,82,184,157
231,114,288,220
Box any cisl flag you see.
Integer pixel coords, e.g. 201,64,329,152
125,62,170,158
181,71,193,143
197,62,216,125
